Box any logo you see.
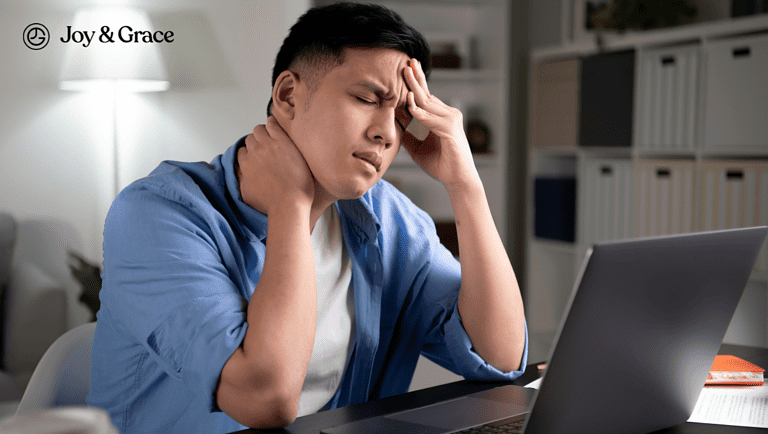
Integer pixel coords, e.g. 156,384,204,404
60,26,174,47
24,23,50,50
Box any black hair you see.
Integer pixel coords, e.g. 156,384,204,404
267,1,431,116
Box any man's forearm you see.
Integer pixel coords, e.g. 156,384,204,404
217,203,316,427
449,179,526,373
246,203,317,391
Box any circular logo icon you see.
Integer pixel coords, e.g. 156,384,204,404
24,23,49,50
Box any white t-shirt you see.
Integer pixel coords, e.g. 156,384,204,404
296,205,355,417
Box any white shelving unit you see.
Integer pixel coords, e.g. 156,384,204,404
526,14,768,351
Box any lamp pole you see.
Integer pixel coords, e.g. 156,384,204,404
59,7,169,199
113,83,120,198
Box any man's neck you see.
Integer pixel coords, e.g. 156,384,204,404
309,182,337,233
235,158,335,233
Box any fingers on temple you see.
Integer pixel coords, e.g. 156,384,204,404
405,63,428,103
407,92,425,118
411,58,429,93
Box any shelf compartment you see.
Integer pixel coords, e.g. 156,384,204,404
526,239,578,334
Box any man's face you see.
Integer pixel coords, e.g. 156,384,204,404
290,48,413,201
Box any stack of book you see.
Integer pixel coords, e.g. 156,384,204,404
705,355,765,386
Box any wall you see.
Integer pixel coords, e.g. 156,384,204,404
0,0,309,328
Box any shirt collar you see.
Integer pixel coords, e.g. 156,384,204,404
222,136,269,242
338,194,381,243
222,135,383,243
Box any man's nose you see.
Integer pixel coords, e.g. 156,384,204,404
367,111,397,149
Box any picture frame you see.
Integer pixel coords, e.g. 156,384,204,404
572,0,620,43
571,0,700,42
422,32,471,69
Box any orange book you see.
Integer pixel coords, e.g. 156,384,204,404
705,355,765,386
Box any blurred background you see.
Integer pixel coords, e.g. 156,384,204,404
1,0,767,416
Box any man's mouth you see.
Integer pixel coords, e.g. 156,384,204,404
353,152,382,172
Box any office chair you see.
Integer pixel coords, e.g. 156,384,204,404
14,322,97,416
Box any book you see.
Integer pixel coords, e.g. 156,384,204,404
705,355,765,386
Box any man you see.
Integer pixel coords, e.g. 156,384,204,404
87,3,527,433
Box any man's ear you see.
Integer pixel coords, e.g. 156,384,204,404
271,70,301,121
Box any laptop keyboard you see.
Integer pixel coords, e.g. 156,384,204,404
455,418,525,433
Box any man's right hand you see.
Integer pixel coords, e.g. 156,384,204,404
237,116,315,213
219,115,318,428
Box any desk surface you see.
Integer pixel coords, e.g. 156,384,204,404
232,344,768,434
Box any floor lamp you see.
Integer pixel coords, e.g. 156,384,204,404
59,7,169,198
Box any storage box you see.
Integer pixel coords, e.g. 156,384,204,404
580,50,636,147
699,160,768,272
577,158,633,255
633,159,696,237
530,58,580,150
703,34,768,154
534,177,577,242
635,45,699,154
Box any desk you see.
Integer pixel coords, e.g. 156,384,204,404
232,344,767,434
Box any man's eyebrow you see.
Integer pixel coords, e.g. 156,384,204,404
352,80,392,98
352,80,410,112
352,80,413,117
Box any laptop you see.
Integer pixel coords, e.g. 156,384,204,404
321,227,768,434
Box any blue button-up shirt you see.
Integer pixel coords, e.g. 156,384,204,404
87,137,528,433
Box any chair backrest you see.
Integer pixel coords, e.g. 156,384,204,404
0,213,17,372
0,213,16,286
15,322,96,416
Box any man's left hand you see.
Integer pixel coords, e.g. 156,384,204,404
401,58,480,191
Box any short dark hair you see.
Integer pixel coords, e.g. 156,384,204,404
267,1,432,116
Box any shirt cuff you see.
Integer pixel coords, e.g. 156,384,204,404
443,303,529,381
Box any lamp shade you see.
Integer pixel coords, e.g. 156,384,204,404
59,7,169,92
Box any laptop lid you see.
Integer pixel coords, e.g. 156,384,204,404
322,227,767,434
522,227,767,434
